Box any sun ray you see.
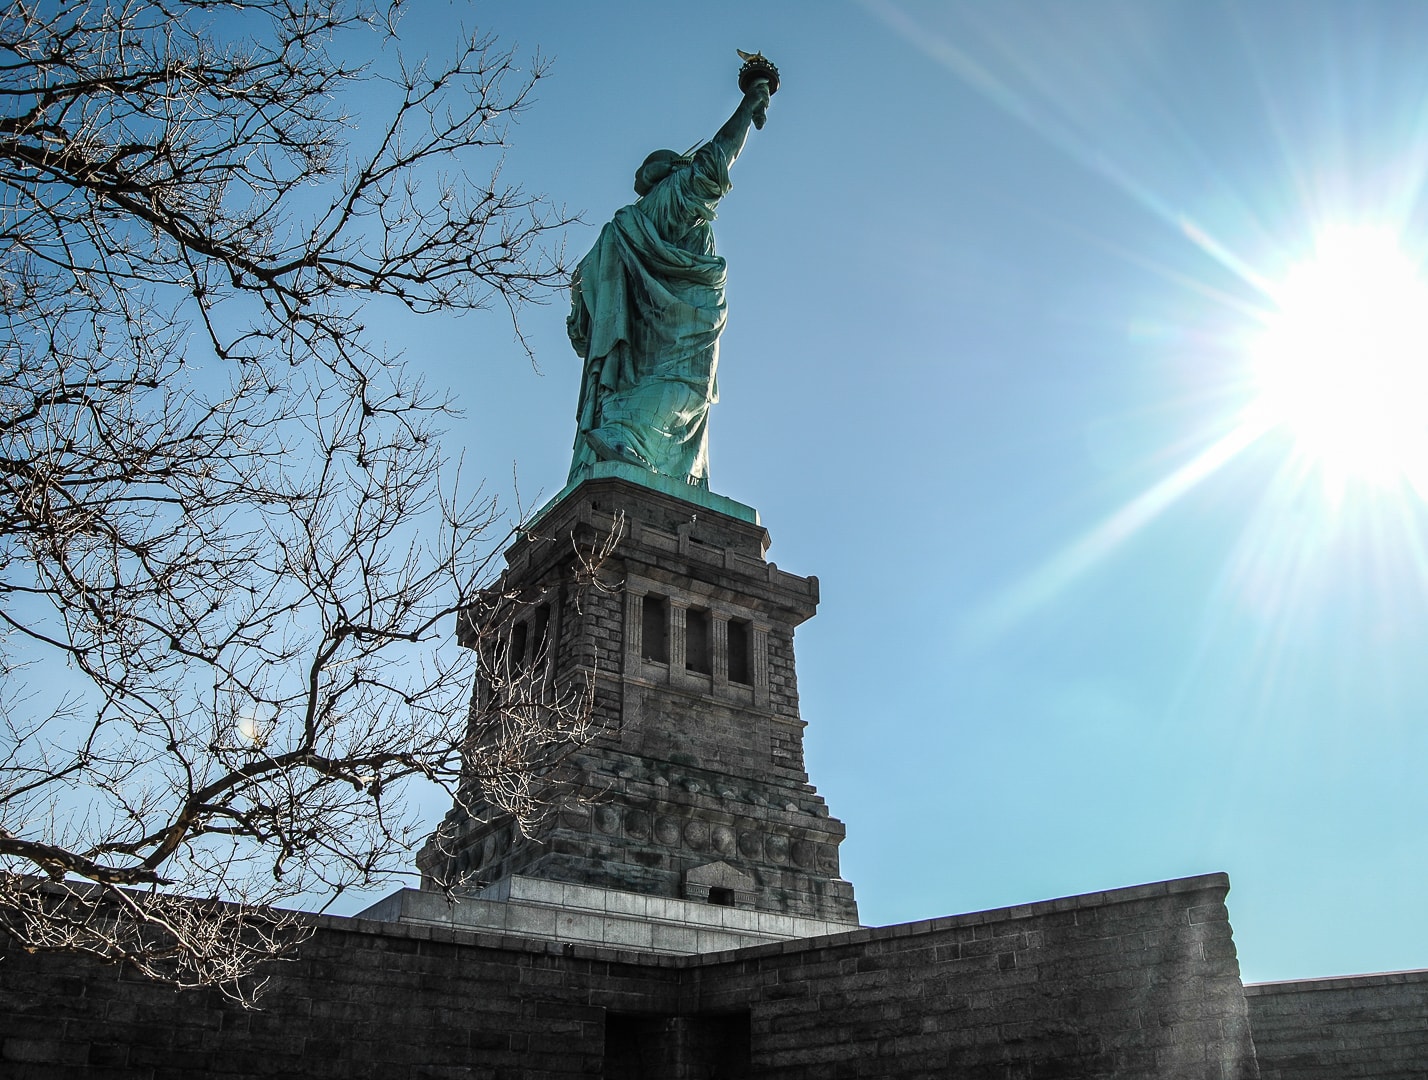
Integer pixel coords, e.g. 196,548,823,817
965,422,1266,644
856,0,1282,299
867,0,1428,702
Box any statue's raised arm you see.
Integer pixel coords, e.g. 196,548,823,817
565,54,779,493
711,73,771,163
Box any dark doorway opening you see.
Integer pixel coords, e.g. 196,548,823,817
603,1011,750,1079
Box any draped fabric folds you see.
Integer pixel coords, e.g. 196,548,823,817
566,141,733,489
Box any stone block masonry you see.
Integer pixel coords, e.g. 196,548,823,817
359,875,858,955
10,472,1421,1076
418,476,860,925
691,872,1259,1080
0,872,1261,1079
1245,968,1428,1080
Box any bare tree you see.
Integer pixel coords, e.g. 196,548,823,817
0,0,598,1001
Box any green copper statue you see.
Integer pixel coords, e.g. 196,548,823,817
566,54,778,491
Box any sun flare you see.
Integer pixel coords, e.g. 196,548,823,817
1250,227,1428,489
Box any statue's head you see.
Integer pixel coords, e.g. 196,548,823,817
634,149,688,196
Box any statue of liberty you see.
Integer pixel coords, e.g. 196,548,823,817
565,54,778,491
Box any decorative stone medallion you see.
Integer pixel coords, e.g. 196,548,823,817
711,825,736,856
684,820,710,850
594,806,621,835
625,810,652,839
655,817,681,846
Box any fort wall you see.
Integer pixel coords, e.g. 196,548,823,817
0,873,1260,1080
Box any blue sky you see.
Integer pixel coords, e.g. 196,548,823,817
356,1,1428,985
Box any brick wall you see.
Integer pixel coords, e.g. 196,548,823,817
1246,969,1428,1080
0,873,1259,1079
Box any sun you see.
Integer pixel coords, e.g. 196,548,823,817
1249,227,1428,490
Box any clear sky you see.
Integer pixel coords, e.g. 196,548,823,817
353,0,1428,985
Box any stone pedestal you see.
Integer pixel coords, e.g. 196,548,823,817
361,875,855,954
416,474,859,926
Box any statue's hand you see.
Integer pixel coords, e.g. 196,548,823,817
749,79,771,129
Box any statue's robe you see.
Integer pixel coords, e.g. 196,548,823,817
566,141,732,489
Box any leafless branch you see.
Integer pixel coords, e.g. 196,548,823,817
0,0,586,1001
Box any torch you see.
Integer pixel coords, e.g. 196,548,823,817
737,50,780,129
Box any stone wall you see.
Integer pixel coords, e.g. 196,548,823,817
1245,968,1428,1080
0,873,1259,1079
0,915,656,1080
693,872,1258,1079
